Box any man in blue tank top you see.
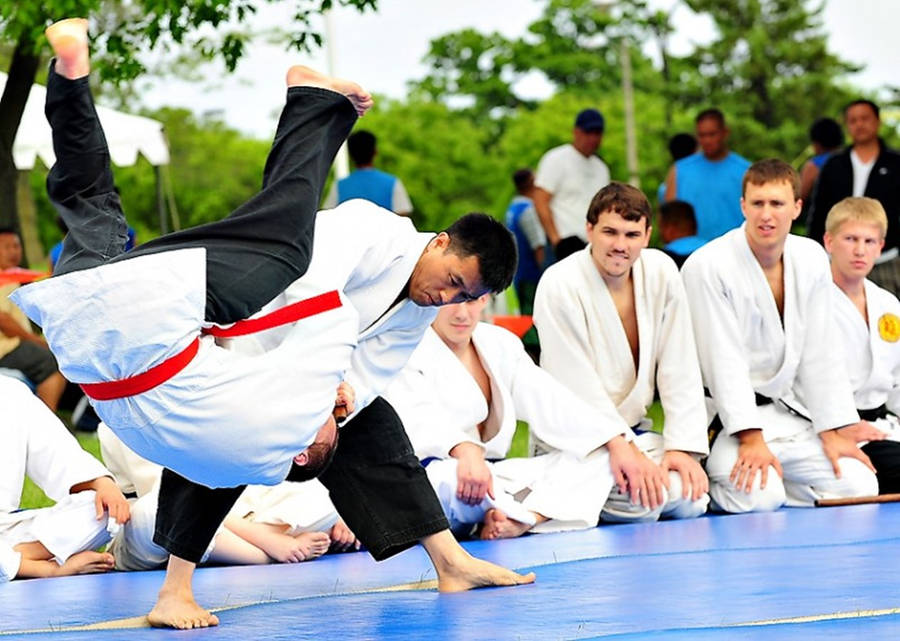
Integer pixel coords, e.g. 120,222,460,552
322,130,413,215
664,109,750,242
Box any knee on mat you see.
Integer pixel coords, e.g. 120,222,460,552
662,475,709,519
709,476,786,513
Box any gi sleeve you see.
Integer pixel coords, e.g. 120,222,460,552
0,543,21,583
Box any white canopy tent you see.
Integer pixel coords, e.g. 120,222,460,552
4,71,170,169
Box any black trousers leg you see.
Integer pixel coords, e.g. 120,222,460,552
861,440,900,494
121,85,356,324
318,397,449,561
153,469,246,563
45,63,129,276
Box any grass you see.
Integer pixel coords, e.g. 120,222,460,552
20,431,102,510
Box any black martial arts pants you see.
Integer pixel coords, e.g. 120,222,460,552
862,440,900,494
45,62,448,564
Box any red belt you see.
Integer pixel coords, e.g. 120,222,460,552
80,290,342,401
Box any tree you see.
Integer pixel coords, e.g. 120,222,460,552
0,0,377,264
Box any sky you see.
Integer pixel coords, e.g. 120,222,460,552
138,0,900,139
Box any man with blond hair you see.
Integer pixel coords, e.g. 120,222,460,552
682,159,879,513
822,196,900,493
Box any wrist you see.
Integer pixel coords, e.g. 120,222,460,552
735,429,764,446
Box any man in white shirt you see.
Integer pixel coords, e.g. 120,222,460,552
533,109,611,260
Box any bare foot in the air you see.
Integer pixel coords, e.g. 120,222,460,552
285,65,373,116
57,550,115,576
45,18,90,79
437,549,536,592
148,587,220,630
480,508,533,540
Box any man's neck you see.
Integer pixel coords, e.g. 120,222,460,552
853,140,880,163
747,238,785,273
832,266,866,300
704,149,729,162
600,268,633,294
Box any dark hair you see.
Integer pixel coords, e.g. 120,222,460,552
844,99,880,119
659,200,697,234
347,130,376,166
809,118,843,149
284,427,339,482
695,108,726,128
444,213,517,293
512,168,533,193
0,227,19,237
668,133,697,161
586,182,651,227
742,158,801,199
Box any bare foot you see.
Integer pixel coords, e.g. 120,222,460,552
148,588,220,630
56,550,115,576
285,65,373,116
45,18,90,79
437,550,536,592
480,508,533,540
291,531,331,561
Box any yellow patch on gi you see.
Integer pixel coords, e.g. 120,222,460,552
878,313,900,343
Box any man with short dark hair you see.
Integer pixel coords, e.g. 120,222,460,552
808,99,900,295
658,200,703,268
533,108,611,260
322,129,413,215
535,182,711,522
664,108,751,241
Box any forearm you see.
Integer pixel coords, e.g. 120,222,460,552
0,312,38,341
532,190,560,246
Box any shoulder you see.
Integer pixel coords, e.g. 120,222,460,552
541,250,583,284
675,154,700,170
539,144,573,163
727,152,752,168
866,279,900,312
639,248,681,280
474,322,522,353
786,234,829,262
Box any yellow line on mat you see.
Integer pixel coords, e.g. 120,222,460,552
0,578,440,634
728,607,900,627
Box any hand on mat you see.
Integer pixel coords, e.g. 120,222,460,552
333,381,355,423
838,420,887,444
330,518,361,552
820,428,876,478
88,476,130,524
607,436,667,510
732,429,782,493
661,450,709,502
450,442,494,505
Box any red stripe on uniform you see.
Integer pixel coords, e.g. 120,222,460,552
203,290,342,338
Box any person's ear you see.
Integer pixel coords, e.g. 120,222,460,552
293,451,309,467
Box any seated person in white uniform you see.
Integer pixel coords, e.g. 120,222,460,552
534,182,710,522
681,159,878,513
1,376,129,582
822,196,900,493
385,295,666,539
98,423,357,570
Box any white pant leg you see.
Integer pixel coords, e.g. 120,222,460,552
704,432,786,514
25,491,113,564
631,432,709,520
233,481,339,535
494,449,615,533
772,431,879,506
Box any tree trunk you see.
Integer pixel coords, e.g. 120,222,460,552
0,36,40,265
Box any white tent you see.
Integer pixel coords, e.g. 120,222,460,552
3,71,170,169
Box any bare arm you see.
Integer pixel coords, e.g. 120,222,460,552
799,161,819,203
0,311,44,345
532,187,560,247
663,165,677,203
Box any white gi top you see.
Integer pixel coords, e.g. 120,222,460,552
534,144,610,242
534,247,709,455
830,280,900,413
681,226,859,438
1,377,111,581
385,323,628,461
12,240,359,489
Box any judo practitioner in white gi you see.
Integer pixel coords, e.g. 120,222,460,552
385,295,659,539
821,196,900,493
11,19,531,629
1,376,129,582
534,182,710,521
681,159,879,513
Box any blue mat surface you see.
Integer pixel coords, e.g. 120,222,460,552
2,504,899,639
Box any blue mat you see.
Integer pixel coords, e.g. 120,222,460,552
2,504,899,639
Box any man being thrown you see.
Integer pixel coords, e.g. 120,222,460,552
385,295,664,539
681,159,879,513
534,182,710,521
14,18,531,630
822,197,900,493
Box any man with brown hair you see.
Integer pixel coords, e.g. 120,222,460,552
535,182,710,522
682,159,878,514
